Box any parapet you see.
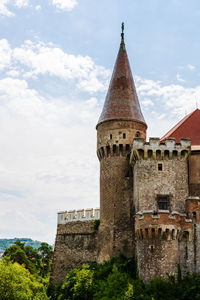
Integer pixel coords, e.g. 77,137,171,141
57,208,100,225
130,137,191,163
135,211,193,241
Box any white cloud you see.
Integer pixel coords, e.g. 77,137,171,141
0,0,14,17
0,39,12,70
176,73,185,83
6,69,20,77
0,0,77,17
136,76,200,125
0,38,110,93
141,98,154,107
52,0,78,11
11,40,110,93
0,0,29,16
187,64,196,71
14,0,29,8
0,76,100,242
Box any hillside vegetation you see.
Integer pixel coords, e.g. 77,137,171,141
1,242,200,299
0,238,42,251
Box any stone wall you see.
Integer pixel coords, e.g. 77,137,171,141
185,196,200,274
189,151,200,197
137,238,179,282
131,138,190,214
50,221,98,284
96,120,146,261
131,137,191,281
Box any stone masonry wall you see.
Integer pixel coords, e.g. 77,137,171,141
50,221,98,284
131,137,191,281
185,197,200,275
97,120,147,262
131,138,190,214
135,212,194,280
97,154,134,261
137,239,179,282
189,152,200,197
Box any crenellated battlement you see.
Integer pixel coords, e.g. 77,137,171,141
57,208,100,224
97,143,131,160
130,137,191,163
135,211,193,241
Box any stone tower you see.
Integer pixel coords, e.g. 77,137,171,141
130,137,195,281
96,25,147,262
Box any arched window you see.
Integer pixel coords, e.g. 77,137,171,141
135,131,140,137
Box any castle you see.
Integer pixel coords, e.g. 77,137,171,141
50,26,200,283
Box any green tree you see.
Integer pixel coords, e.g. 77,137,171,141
94,264,129,300
59,265,94,300
0,258,48,300
3,240,52,277
38,242,53,277
124,283,134,300
25,245,41,271
175,273,200,300
3,244,34,272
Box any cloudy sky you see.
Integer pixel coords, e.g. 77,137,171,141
0,0,200,243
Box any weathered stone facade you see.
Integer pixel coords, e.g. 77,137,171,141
189,151,200,196
130,137,200,281
50,220,98,284
96,120,146,262
51,29,200,284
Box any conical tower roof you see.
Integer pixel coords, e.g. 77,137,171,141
97,24,146,128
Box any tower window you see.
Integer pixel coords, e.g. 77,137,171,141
110,134,112,140
157,195,169,210
136,131,140,137
123,133,126,139
158,163,163,171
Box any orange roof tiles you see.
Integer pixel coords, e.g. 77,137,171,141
161,109,200,146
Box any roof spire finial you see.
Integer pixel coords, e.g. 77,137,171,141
120,22,126,51
121,22,124,43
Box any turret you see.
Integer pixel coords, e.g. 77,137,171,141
96,24,147,261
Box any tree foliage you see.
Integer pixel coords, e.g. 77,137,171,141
0,258,48,300
3,240,53,278
49,256,200,300
2,242,200,300
58,265,94,300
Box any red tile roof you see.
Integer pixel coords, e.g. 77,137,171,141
161,109,200,146
97,38,146,128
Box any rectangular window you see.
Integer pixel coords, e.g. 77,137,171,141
158,163,163,171
157,195,169,210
